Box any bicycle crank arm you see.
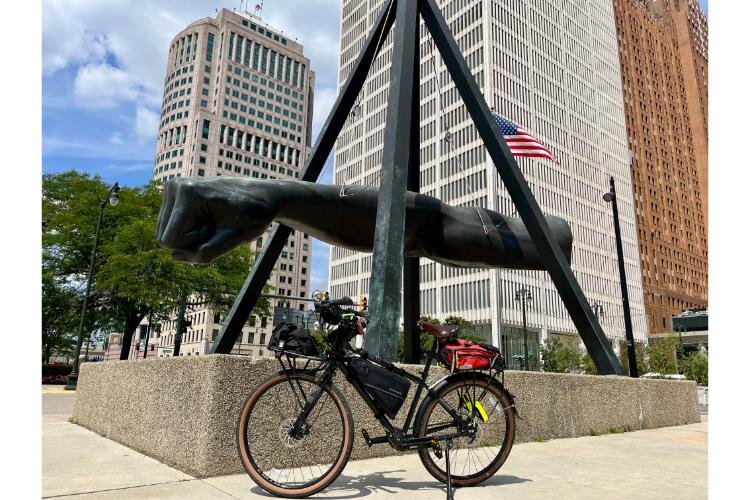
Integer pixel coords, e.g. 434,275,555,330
360,429,389,447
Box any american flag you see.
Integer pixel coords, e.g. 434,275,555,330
492,112,558,163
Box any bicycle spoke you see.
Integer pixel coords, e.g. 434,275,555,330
419,380,514,482
241,374,349,491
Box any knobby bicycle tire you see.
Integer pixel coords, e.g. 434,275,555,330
415,376,516,487
237,371,354,498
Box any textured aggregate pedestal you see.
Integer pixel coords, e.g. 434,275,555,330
73,355,700,478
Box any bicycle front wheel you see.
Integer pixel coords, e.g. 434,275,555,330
416,376,516,487
237,371,354,498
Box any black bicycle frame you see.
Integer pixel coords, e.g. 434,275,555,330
288,335,469,451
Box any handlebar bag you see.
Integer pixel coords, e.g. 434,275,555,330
268,323,319,357
438,339,505,372
351,358,410,419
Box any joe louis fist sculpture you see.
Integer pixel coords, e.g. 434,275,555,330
156,177,573,270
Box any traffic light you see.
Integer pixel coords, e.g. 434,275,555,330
322,291,330,301
359,295,368,312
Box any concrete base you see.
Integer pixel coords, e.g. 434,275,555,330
73,355,700,478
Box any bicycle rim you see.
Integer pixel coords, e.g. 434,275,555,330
237,372,353,498
417,378,515,486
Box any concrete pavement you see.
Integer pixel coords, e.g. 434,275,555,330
43,389,707,499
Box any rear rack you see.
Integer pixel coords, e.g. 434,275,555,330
270,347,326,374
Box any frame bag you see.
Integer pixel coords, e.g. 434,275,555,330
351,358,410,419
268,323,319,357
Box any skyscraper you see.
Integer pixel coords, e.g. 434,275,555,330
613,0,708,335
149,8,315,357
331,0,647,368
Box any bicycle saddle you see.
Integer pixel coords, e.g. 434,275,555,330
417,320,460,338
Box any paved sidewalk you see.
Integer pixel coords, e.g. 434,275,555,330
43,390,707,499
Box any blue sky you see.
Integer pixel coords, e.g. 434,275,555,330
42,0,341,293
42,0,708,294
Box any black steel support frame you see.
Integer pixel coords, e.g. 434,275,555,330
403,21,422,364
364,0,419,358
211,0,398,354
212,0,623,375
419,0,621,374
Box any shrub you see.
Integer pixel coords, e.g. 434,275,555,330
540,338,583,373
647,335,679,374
680,351,708,386
618,341,648,376
42,362,72,377
42,374,70,384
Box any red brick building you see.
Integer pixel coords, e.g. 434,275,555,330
613,0,708,335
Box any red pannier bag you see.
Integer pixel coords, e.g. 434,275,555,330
438,339,504,372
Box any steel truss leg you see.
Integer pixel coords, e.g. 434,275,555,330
211,0,398,354
419,0,622,374
364,0,420,360
403,14,422,364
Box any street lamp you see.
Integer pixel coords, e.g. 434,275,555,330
65,182,120,390
603,176,638,378
591,302,604,320
514,288,533,371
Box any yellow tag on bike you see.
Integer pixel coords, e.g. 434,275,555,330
462,395,489,422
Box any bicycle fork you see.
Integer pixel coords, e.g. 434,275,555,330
289,364,336,438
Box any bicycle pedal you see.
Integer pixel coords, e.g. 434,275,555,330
361,429,372,447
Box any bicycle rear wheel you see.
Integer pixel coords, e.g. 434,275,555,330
415,376,516,487
237,371,354,498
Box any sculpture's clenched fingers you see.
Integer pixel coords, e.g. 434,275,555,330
156,186,176,243
158,206,205,250
170,226,242,264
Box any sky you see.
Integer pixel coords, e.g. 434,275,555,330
41,0,709,295
42,0,342,294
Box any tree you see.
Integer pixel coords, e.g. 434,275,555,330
42,171,267,357
41,270,79,363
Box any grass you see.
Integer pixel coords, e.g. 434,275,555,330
609,426,626,434
534,436,548,442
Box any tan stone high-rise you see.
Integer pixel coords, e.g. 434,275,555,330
613,0,708,335
148,8,315,358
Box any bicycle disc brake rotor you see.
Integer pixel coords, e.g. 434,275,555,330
278,417,308,449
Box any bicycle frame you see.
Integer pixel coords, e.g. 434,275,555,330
286,335,472,452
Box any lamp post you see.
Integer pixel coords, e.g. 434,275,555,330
65,182,120,390
591,302,604,320
515,288,533,371
603,176,638,378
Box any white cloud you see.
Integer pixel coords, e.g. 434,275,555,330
109,133,124,145
134,106,159,143
42,0,109,75
74,63,138,109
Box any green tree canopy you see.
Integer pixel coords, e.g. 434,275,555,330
42,171,267,358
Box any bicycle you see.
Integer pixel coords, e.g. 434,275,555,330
237,294,518,499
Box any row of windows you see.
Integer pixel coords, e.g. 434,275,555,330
169,32,199,67
217,124,302,167
226,31,307,89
